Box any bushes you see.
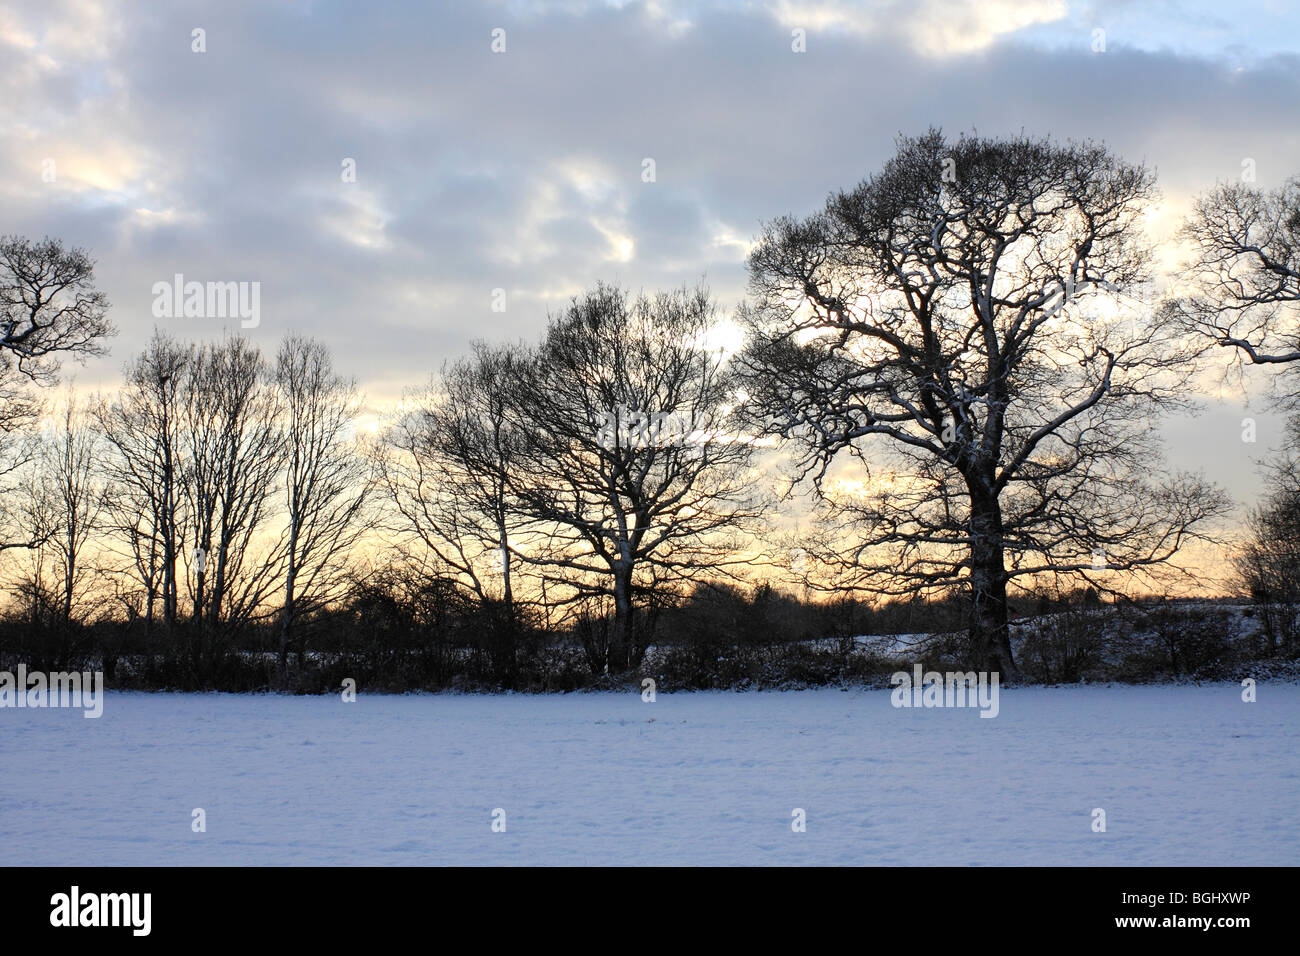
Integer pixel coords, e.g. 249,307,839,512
1018,605,1107,683
647,637,890,691
1111,604,1239,681
1014,601,1258,683
0,583,1292,691
643,582,882,688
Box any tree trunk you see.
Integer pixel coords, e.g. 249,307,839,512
62,526,75,625
194,570,205,632
967,482,1018,679
612,567,633,673
498,526,515,625
496,527,517,684
162,527,176,634
279,528,297,687
278,598,292,686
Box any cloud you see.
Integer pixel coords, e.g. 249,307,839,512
0,0,1297,501
766,0,1070,55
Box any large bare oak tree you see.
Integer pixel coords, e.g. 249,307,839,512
739,131,1226,675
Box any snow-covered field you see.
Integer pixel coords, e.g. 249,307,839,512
3,685,1297,865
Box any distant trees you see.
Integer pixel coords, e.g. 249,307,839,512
377,341,533,679
1174,176,1300,396
34,397,105,628
738,131,1226,675
85,331,372,682
7,397,105,650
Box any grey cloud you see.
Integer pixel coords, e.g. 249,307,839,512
1,0,1297,498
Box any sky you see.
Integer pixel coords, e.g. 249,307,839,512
1,0,1299,555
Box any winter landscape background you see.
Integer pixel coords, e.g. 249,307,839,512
3,0,1300,870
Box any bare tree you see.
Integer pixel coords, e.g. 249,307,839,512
0,431,44,556
0,235,113,393
380,343,530,614
180,335,284,645
274,334,370,678
0,236,113,551
38,395,106,626
1235,414,1300,650
503,283,763,673
1,395,104,668
5,472,60,651
377,343,537,679
94,332,192,636
739,131,1227,675
1172,177,1300,396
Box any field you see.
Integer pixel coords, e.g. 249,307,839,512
3,685,1296,866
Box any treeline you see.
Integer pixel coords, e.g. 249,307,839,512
0,284,780,689
0,288,1059,691
1,332,369,684
3,131,1300,691
0,555,1112,692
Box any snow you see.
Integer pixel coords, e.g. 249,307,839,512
3,685,1297,865
853,632,939,656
